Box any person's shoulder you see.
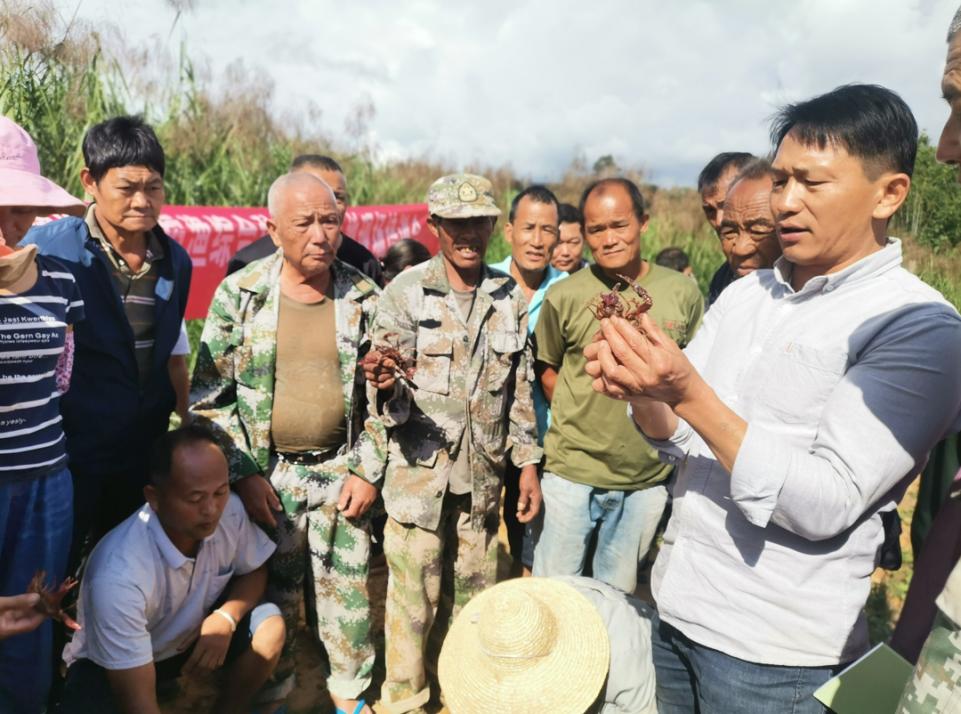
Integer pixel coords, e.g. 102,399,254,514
84,512,155,591
544,264,597,304
334,259,380,299
154,224,189,263
645,263,700,297
233,235,275,264
339,233,377,263
23,217,89,262
383,258,431,297
216,493,255,537
878,267,961,326
35,254,76,281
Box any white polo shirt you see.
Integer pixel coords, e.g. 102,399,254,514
63,494,275,669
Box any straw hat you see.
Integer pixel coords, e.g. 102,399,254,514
0,117,84,215
438,578,610,714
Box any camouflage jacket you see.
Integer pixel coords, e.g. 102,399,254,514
370,254,542,531
190,250,387,485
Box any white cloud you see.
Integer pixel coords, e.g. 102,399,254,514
56,0,961,185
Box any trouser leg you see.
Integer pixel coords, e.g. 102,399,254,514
0,469,73,714
382,514,446,713
501,459,524,563
594,484,668,593
306,469,374,701
532,471,595,578
261,459,308,702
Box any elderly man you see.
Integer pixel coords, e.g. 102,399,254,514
226,154,383,285
587,84,961,713
489,185,567,570
191,172,384,714
716,158,781,280
363,173,541,713
696,152,754,305
532,178,703,595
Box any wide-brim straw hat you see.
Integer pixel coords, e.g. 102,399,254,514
438,577,610,714
0,117,84,216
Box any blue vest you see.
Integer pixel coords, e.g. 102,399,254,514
23,217,192,474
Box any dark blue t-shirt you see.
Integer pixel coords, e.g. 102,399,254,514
0,254,84,479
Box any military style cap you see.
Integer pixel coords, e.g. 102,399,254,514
427,173,501,219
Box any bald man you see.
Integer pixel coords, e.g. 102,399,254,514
190,173,386,713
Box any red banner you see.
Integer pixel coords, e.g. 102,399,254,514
66,204,435,320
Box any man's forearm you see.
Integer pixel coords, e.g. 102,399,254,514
106,664,162,714
672,376,747,474
219,565,268,623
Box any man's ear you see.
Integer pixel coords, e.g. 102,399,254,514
144,484,159,511
426,217,440,238
639,213,651,234
503,221,514,246
266,219,282,248
872,172,911,221
79,168,98,199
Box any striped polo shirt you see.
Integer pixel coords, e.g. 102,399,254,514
85,205,163,384
0,255,84,479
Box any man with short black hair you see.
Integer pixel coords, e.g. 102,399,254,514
697,152,754,304
24,116,192,559
226,154,383,284
490,185,568,569
587,84,961,712
60,425,284,714
532,177,703,594
552,202,588,273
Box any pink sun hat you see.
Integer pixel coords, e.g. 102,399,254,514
0,116,84,216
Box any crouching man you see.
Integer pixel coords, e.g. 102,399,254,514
60,425,284,714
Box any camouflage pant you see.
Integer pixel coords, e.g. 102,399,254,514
899,611,961,713
264,454,374,701
381,495,498,713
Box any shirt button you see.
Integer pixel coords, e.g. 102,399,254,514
462,336,469,343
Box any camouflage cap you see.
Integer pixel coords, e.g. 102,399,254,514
427,173,501,219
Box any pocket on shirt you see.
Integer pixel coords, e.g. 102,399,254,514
486,332,524,392
416,334,454,395
759,343,848,425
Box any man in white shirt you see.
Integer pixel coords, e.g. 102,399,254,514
585,83,961,712
60,425,284,714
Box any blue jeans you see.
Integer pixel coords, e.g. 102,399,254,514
532,471,667,593
0,468,73,714
652,613,842,714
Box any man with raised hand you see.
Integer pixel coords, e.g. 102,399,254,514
191,172,385,714
489,185,567,572
532,177,702,595
363,173,541,713
586,84,961,713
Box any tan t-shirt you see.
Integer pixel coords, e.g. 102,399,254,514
271,292,346,452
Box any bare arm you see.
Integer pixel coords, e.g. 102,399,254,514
168,355,190,423
106,664,162,714
218,565,267,624
535,361,557,403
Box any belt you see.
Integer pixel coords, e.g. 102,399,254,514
275,448,339,465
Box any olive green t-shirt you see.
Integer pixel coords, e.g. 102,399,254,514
271,291,347,452
534,263,704,490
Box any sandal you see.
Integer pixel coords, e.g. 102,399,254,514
334,699,369,714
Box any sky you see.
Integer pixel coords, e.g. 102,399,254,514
54,0,961,186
